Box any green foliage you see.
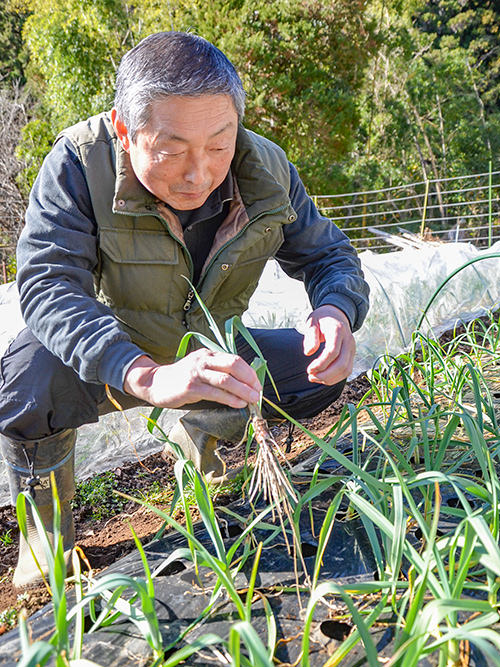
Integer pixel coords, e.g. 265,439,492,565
15,0,136,191
71,471,127,521
415,0,500,112
0,234,17,281
5,253,17,281
17,474,168,665
9,0,500,210
15,0,377,195
22,0,133,128
135,479,172,506
167,0,377,193
0,528,14,546
15,117,53,195
0,2,29,84
0,606,18,629
14,310,500,664
346,0,500,192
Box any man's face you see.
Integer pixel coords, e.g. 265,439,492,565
112,94,238,210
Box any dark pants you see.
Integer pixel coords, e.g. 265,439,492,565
0,327,345,441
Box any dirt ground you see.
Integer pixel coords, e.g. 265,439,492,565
0,374,371,633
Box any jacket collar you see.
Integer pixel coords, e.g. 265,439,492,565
112,142,157,215
231,124,291,221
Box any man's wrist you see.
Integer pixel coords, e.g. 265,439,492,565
123,355,159,401
313,304,351,329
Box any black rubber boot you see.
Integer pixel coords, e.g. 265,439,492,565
164,408,249,482
0,429,76,588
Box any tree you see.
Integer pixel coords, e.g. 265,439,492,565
15,0,137,192
345,0,500,192
415,0,500,112
16,0,377,194
0,2,28,84
21,0,134,128
166,0,378,193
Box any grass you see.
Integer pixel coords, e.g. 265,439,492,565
0,528,13,546
0,606,18,630
13,309,500,665
71,471,128,521
134,479,173,506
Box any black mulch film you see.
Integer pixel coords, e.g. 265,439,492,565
0,441,498,666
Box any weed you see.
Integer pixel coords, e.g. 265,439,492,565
215,469,247,497
0,607,18,629
0,529,13,546
71,471,127,521
135,479,173,506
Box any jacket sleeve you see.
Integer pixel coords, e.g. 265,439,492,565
275,163,370,332
16,138,145,390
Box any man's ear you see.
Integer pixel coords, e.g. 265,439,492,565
111,108,131,152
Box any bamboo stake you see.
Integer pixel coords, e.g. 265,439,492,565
488,160,493,248
420,179,430,238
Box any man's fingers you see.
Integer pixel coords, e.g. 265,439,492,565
198,366,260,405
140,348,263,409
307,336,355,384
303,312,356,385
306,331,342,374
303,319,322,356
307,346,352,385
196,350,261,394
183,349,261,405
189,381,252,409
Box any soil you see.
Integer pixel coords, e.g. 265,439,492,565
0,374,371,634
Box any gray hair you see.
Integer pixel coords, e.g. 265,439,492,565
114,31,246,141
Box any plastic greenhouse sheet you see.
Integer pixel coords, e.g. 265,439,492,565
2,443,500,666
1,242,499,506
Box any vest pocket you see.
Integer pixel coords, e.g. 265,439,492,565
97,227,180,313
99,227,178,264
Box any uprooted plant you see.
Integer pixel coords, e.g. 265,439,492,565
148,280,299,552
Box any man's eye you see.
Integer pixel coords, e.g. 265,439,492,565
159,151,182,158
210,146,228,152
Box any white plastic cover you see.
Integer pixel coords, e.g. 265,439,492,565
1,241,499,505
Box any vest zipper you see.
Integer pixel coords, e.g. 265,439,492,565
183,289,195,312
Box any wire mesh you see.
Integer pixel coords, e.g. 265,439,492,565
313,169,500,252
2,169,499,286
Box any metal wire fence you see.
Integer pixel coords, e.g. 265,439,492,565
2,168,499,284
313,167,500,253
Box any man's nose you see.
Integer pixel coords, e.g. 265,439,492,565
184,151,209,185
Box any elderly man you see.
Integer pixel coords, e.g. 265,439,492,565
0,31,369,587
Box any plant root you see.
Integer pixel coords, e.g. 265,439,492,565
247,404,298,553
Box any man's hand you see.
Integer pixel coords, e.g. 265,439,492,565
123,349,261,409
303,304,355,385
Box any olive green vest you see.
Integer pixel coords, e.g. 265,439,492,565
60,113,297,364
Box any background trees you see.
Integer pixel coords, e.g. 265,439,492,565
169,0,378,192
14,0,377,194
0,0,498,249
346,0,500,192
